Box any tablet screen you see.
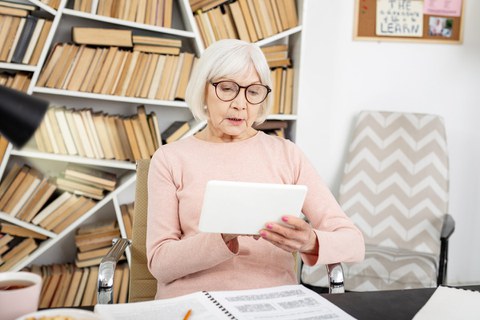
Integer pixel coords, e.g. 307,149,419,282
198,180,308,235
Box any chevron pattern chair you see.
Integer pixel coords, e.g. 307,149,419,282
302,111,455,291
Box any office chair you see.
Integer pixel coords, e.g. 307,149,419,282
98,160,346,304
302,111,454,291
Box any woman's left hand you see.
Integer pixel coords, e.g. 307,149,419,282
259,215,318,254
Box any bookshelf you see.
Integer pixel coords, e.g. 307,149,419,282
0,0,306,283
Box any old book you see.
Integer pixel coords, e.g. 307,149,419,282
54,106,78,155
52,198,96,233
282,0,298,28
64,164,116,190
61,45,85,89
72,110,95,158
72,266,90,307
137,105,156,156
120,204,132,240
155,54,177,100
128,52,149,97
72,27,133,47
162,120,190,144
63,108,85,157
0,164,30,210
133,53,152,97
118,50,140,96
174,52,195,101
49,265,71,307
47,107,68,154
0,16,20,61
63,268,84,307
272,67,282,114
56,176,104,198
0,5,28,17
112,50,133,96
148,111,162,149
66,46,96,91
36,43,64,87
147,54,166,99
92,46,119,94
81,109,105,159
246,0,263,39
264,0,279,34
11,15,38,64
0,1,36,11
17,178,56,222
76,229,120,252
109,50,129,95
120,118,140,161
229,1,250,42
83,47,108,92
91,112,115,159
39,264,62,308
206,7,224,40
105,115,126,160
5,168,43,217
132,35,181,47
76,246,111,261
283,67,294,114
38,193,82,229
45,44,77,89
21,18,45,64
112,261,123,303
0,135,9,166
77,220,117,235
31,191,73,226
221,4,238,39
117,262,129,303
81,266,99,306
75,255,102,268
28,19,53,65
237,0,257,41
131,116,150,159
44,196,90,231
0,233,14,248
0,222,47,239
5,17,25,62
138,53,159,98
197,9,216,46
0,163,21,199
0,237,37,271
135,0,146,24
278,68,287,113
168,53,185,101
115,117,134,161
100,49,126,95
79,47,102,92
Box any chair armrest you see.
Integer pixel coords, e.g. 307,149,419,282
97,238,131,304
441,214,455,240
326,263,345,294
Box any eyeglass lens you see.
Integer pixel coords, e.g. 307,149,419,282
214,81,269,105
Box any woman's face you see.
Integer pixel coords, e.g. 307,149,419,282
203,68,263,142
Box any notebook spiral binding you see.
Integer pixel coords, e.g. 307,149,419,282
203,291,237,319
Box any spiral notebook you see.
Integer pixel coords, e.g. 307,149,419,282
94,284,355,320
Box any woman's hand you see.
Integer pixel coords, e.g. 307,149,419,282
259,215,318,254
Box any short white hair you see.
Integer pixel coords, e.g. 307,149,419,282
185,39,272,124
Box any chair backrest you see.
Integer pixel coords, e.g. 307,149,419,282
339,111,449,256
128,159,156,302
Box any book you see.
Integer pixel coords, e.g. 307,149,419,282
73,266,90,306
28,19,52,65
31,191,73,226
0,163,21,199
0,222,47,239
51,198,96,233
72,27,133,47
11,15,38,64
64,164,117,190
0,237,37,271
4,167,42,217
0,16,20,62
56,176,105,199
94,284,355,319
132,35,181,47
0,164,30,210
133,44,180,55
63,268,84,307
17,178,57,222
161,120,190,144
136,105,156,156
21,18,45,64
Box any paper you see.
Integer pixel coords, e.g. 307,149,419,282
94,285,356,320
413,286,480,320
376,0,424,37
424,0,462,17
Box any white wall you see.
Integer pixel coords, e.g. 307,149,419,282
296,0,480,285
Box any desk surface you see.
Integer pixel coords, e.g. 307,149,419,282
320,285,480,320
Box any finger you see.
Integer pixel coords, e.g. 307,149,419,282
260,229,300,251
280,215,309,230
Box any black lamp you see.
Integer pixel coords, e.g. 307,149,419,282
0,85,48,148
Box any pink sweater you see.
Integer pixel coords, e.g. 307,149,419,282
147,132,364,299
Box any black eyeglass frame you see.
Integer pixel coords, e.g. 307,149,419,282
210,81,271,105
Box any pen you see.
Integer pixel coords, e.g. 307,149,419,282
183,309,192,320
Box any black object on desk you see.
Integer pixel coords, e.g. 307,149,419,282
320,285,480,320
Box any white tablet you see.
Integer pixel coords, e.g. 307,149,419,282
198,180,308,235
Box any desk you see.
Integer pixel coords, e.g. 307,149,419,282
320,285,480,320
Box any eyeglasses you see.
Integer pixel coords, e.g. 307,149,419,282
210,81,271,105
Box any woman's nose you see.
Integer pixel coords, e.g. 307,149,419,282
231,89,247,110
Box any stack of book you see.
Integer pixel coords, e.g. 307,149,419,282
74,221,123,268
161,120,191,144
192,0,298,47
34,105,161,162
254,120,288,137
0,163,56,222
0,1,53,65
0,71,31,91
261,44,291,68
73,0,174,28
269,67,294,115
56,164,117,201
0,223,46,271
37,27,197,101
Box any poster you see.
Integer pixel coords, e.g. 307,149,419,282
376,0,424,37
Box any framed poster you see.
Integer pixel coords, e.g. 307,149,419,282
354,0,465,43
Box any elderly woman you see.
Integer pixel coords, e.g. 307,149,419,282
147,39,364,299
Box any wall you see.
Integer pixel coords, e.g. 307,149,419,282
296,0,480,285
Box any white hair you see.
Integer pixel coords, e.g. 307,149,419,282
185,39,272,124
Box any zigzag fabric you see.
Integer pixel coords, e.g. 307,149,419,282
302,111,449,291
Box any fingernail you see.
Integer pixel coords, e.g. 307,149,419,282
260,231,267,237
266,223,273,229
282,216,288,222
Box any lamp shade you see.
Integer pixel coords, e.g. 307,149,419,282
0,85,48,148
